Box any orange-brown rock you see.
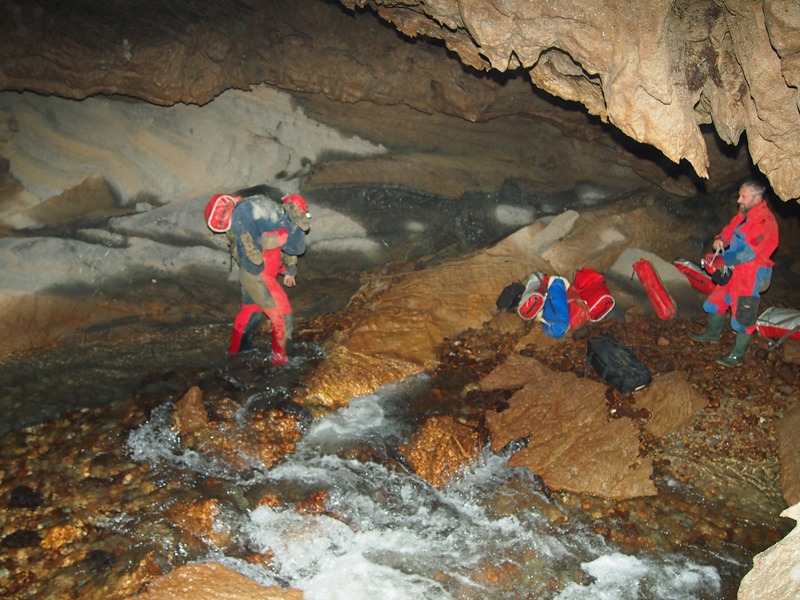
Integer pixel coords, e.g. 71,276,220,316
166,499,230,548
398,415,481,488
777,402,800,506
301,222,553,409
478,351,547,394
135,562,303,600
41,524,84,550
782,340,800,365
296,490,329,515
483,355,657,499
637,371,705,439
170,386,209,436
738,502,800,600
186,412,303,472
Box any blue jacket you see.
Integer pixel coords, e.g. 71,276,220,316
230,195,306,275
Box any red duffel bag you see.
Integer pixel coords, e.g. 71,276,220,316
517,271,548,321
572,267,615,322
756,307,800,345
633,258,677,321
567,285,590,330
673,258,715,295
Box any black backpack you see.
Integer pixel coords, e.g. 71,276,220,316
585,334,652,393
496,279,525,311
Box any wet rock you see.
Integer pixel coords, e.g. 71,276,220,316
186,411,302,472
6,485,44,509
301,219,554,409
738,502,800,600
483,355,656,499
171,386,209,436
78,549,164,600
80,549,116,572
782,340,800,365
637,371,705,439
41,524,84,550
777,402,800,506
166,498,231,548
1,529,41,549
136,561,302,600
398,415,481,488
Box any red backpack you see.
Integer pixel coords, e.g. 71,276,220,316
572,267,615,322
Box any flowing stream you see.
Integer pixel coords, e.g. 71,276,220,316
123,352,729,599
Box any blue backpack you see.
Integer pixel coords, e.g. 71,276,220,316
541,277,570,338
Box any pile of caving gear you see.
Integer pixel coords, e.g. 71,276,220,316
496,255,800,391
496,259,675,340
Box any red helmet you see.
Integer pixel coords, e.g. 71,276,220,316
282,194,311,231
282,194,308,213
204,194,241,233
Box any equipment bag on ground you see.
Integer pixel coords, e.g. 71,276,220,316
496,279,525,311
632,258,677,320
541,276,571,338
567,285,590,331
756,307,800,347
585,334,652,393
673,258,716,295
517,272,548,320
573,267,615,322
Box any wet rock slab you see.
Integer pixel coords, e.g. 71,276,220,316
136,562,302,599
398,415,481,488
481,353,657,500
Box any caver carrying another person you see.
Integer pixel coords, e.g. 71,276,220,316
204,190,311,365
691,180,779,367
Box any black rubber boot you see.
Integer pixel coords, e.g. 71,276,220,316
238,312,262,352
716,333,752,367
690,313,725,343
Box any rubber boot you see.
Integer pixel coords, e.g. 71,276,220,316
265,307,288,366
716,333,751,367
238,312,262,352
229,304,262,354
690,313,724,343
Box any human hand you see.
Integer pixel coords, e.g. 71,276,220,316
283,274,296,287
712,239,724,252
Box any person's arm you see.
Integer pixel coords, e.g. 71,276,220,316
722,215,778,266
282,253,298,286
714,213,741,251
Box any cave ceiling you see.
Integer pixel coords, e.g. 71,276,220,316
0,0,798,202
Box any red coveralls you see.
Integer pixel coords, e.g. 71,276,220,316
704,200,779,334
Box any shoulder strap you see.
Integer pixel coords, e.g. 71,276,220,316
767,325,800,350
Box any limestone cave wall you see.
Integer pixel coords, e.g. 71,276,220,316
1,0,798,201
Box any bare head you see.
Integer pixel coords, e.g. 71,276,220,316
737,180,766,214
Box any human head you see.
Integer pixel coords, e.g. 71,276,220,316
737,180,766,214
282,194,311,232
204,194,242,233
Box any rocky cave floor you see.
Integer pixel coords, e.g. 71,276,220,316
0,260,798,599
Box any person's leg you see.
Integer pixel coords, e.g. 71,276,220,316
229,303,262,353
690,311,725,342
259,270,293,366
717,288,760,367
691,287,729,343
264,307,288,365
